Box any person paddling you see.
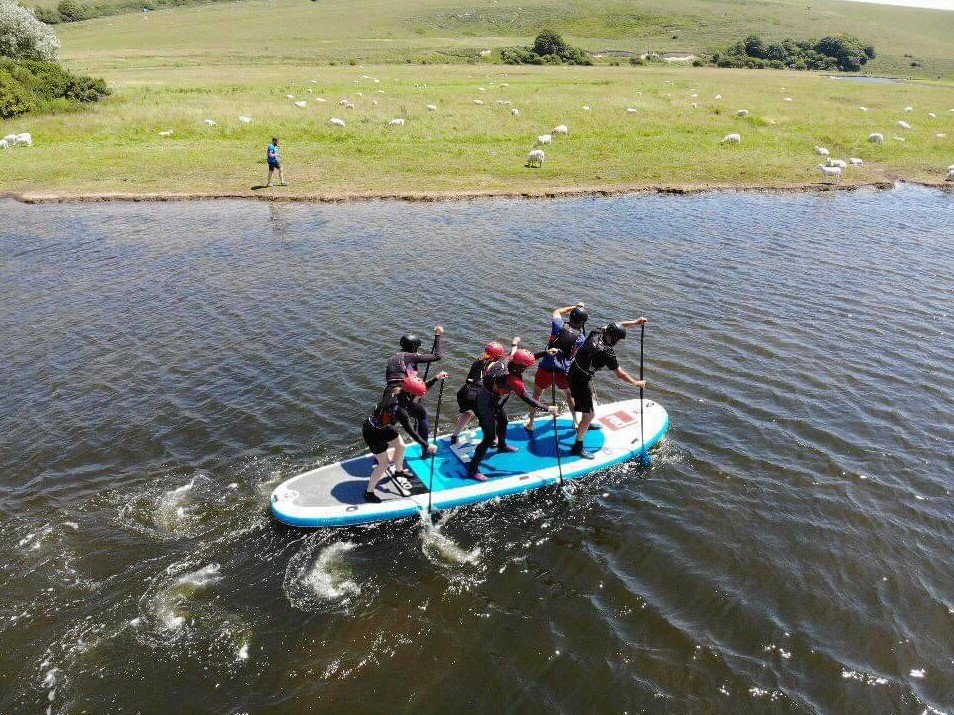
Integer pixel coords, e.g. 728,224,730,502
467,348,558,482
525,303,589,433
567,319,648,459
385,326,444,440
450,337,521,444
362,374,447,503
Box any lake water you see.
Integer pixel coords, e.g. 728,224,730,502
0,186,951,714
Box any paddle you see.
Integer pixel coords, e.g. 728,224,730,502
426,378,445,519
551,383,574,499
633,321,652,467
421,332,439,382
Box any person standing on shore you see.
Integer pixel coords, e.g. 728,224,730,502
567,319,648,459
266,137,286,187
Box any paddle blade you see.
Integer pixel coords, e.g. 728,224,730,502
640,451,653,468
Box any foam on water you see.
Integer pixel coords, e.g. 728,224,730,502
283,538,370,612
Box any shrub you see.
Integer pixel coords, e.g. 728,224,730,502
0,67,34,116
498,30,591,66
0,0,60,60
708,32,875,72
0,58,109,117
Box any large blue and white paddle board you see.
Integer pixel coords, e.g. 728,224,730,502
270,398,669,528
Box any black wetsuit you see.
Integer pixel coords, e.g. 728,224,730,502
456,356,497,413
384,334,444,440
468,359,549,477
362,386,430,455
568,330,619,413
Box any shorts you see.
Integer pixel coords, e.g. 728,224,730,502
456,383,478,413
362,418,398,455
568,370,594,414
268,160,281,169
534,367,569,391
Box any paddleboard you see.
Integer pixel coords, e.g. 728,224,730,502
270,398,669,528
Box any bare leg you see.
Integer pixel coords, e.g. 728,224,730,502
278,166,286,185
575,411,595,444
525,386,545,430
390,436,407,473
452,411,473,438
367,451,392,492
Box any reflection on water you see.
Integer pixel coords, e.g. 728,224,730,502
0,185,952,714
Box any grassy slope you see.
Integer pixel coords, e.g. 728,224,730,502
2,0,953,197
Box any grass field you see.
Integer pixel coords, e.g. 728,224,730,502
2,0,954,198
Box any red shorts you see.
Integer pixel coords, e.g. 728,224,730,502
534,367,569,391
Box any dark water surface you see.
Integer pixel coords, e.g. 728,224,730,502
0,186,951,714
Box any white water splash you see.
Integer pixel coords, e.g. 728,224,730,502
420,520,481,566
151,563,221,634
155,480,194,532
304,542,362,601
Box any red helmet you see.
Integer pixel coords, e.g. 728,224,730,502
484,341,506,359
402,375,427,397
510,348,536,369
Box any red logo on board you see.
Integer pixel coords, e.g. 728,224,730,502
598,410,636,431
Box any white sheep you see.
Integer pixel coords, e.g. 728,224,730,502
947,165,954,181
625,107,638,113
330,118,346,127
527,149,545,168
582,105,591,111
690,102,698,109
500,82,509,87
315,97,327,103
3,133,17,143
690,93,698,98
826,158,847,169
239,116,253,123
898,120,912,130
848,158,864,166
859,106,868,112
158,130,173,137
371,100,378,106
14,132,31,146
893,136,906,142
721,133,741,144
426,104,437,111
204,119,217,126
495,99,505,105
928,112,936,119
904,105,913,112
503,101,512,106
815,146,830,156
344,102,355,110
338,99,350,106
736,109,748,117
536,134,552,146
286,94,294,99
818,164,842,183
784,97,793,102
473,99,484,105
715,94,722,100
0,139,8,150
510,108,519,116
868,133,884,144
388,118,406,126
294,101,307,108
938,133,948,138
552,125,568,135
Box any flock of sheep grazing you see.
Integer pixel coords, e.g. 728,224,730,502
0,132,32,150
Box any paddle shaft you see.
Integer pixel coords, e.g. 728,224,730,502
639,323,646,453
421,333,439,382
551,383,565,488
426,379,445,516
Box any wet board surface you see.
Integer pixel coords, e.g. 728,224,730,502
270,398,669,528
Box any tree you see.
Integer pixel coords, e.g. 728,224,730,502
533,29,568,58
0,0,60,61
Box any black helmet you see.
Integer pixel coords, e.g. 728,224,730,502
568,306,589,328
399,334,422,352
603,322,626,344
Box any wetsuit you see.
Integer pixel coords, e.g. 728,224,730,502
468,358,550,477
568,329,619,414
385,334,444,440
534,317,584,391
362,386,430,455
456,356,498,413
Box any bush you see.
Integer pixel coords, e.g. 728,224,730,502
708,32,875,72
32,6,61,23
0,67,34,116
0,0,60,60
0,58,109,117
497,30,591,66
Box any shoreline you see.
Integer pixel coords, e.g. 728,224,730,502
6,179,952,204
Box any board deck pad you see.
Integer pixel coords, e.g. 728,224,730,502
271,399,669,528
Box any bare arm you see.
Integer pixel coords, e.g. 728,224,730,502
620,317,649,328
552,303,583,320
614,366,646,388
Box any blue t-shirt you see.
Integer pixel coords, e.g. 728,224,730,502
267,143,280,163
538,317,583,373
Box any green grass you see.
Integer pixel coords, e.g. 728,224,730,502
2,0,953,198
3,64,952,197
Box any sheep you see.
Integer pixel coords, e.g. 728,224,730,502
690,93,698,98
552,125,568,135
473,99,484,105
344,102,355,110
904,105,913,112
371,100,378,106
527,149,545,168
0,139,8,150
158,130,173,137
426,104,437,111
330,117,346,127
204,119,217,126
495,99,506,105
818,164,842,183
735,109,748,117
388,118,406,126
500,82,509,87
848,157,864,166
784,97,793,102
502,101,512,106
928,112,936,119
859,106,868,112
582,106,591,111
478,87,486,92
286,94,294,99
938,133,948,138
2,133,16,143
636,91,642,96
14,132,32,146
721,133,741,144
893,136,906,142
294,101,307,108
625,107,638,113
239,116,252,123
947,165,954,180
826,158,847,169
690,102,698,109
338,99,350,106
868,133,884,144
307,89,313,94
715,94,722,100
356,91,363,97
510,108,519,116
315,97,327,103
536,134,552,146
814,146,830,156
898,120,912,130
